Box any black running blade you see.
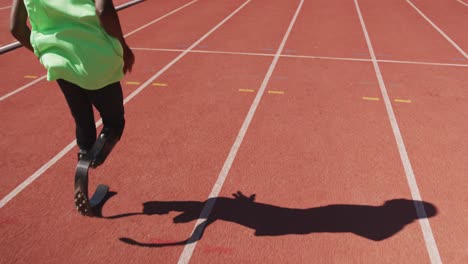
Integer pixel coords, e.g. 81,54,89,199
90,184,109,208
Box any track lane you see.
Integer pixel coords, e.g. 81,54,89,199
283,0,369,58
350,0,468,261
355,1,442,262
0,48,46,96
187,58,435,264
358,0,464,64
192,0,297,54
381,62,468,263
123,0,246,49
407,0,468,61
188,0,442,262
117,0,196,37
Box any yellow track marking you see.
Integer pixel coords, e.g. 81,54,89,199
394,99,412,103
362,96,380,101
239,89,255,93
24,75,37,79
152,83,169,87
268,90,284,94
126,81,140,85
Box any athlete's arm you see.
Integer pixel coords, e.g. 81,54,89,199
10,0,33,52
95,0,135,73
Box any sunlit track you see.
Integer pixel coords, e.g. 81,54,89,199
355,0,442,263
1,0,253,210
1,0,467,262
0,0,199,103
177,0,304,263
123,0,199,37
0,76,47,102
407,0,468,59
456,0,468,7
132,47,468,67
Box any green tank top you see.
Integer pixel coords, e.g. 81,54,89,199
23,0,124,90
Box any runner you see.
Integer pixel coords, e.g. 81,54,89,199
10,0,135,215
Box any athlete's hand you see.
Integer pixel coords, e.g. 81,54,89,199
233,191,256,203
123,44,135,74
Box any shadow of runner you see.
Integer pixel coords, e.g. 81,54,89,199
92,191,118,217
113,191,437,247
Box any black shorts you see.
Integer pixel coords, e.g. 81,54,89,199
57,79,125,150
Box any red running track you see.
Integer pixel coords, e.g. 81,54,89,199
1,0,468,263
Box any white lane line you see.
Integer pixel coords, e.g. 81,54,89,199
132,47,468,67
354,1,442,263
288,54,468,67
0,75,47,102
456,0,468,7
133,47,274,58
115,0,144,10
0,0,199,102
0,5,11,10
407,0,468,59
124,0,199,37
125,0,252,105
0,0,229,209
177,1,304,263
0,141,77,209
377,58,468,67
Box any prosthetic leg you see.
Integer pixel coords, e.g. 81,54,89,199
74,127,120,216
